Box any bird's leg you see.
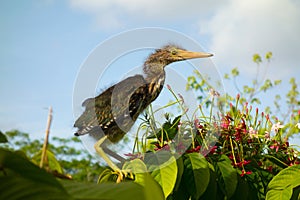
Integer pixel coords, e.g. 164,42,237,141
94,135,129,183
103,146,126,163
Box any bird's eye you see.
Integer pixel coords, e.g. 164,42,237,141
171,50,177,55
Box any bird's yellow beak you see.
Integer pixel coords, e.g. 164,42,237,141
177,49,213,59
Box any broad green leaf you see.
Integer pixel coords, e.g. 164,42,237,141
173,156,184,192
183,153,210,199
144,151,178,197
122,158,148,185
231,174,250,200
170,179,190,200
142,172,165,200
266,165,300,200
0,148,69,199
216,155,238,199
199,167,218,200
61,176,164,200
267,188,293,200
290,186,300,200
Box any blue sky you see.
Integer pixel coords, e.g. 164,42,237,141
1,0,300,146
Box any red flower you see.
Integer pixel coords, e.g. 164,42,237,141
209,146,218,154
194,119,203,129
154,143,170,151
240,170,252,177
186,145,201,153
267,166,273,173
235,160,251,168
124,152,143,160
269,140,280,152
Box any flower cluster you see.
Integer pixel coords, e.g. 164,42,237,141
132,92,300,179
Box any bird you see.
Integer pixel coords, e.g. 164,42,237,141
74,44,213,182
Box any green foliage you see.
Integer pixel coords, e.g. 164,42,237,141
0,148,164,200
253,54,262,64
215,155,238,199
32,149,64,174
265,52,273,61
0,129,104,182
145,152,177,197
0,131,8,143
266,165,300,200
182,153,210,199
0,148,70,199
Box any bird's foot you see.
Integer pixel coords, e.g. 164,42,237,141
112,169,133,183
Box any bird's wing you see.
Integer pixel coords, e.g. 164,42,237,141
108,75,147,123
74,75,147,136
74,85,113,133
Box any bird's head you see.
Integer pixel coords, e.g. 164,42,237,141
146,45,213,64
144,45,213,76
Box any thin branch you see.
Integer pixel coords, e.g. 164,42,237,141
40,106,53,168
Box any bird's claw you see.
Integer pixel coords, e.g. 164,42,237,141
113,169,133,183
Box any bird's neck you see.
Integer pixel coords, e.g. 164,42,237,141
143,62,166,82
143,62,166,100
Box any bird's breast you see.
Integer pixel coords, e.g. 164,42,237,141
147,75,165,100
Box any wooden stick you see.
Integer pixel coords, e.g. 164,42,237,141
40,106,53,168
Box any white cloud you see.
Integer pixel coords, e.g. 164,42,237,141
200,0,300,79
69,0,226,29
69,0,300,79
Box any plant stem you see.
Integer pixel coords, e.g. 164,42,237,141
40,106,52,168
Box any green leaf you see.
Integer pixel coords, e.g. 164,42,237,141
0,131,8,143
32,149,64,173
265,52,273,61
61,176,164,200
183,153,210,199
231,68,239,77
260,79,273,92
97,168,116,183
231,174,250,200
253,53,262,64
224,73,230,79
0,148,69,199
170,180,190,200
199,167,218,200
266,165,300,200
173,156,184,192
123,158,148,185
243,85,255,94
274,80,282,86
142,173,165,200
147,115,181,141
123,159,166,200
251,98,261,104
145,151,178,197
291,186,300,200
216,155,238,199
264,154,289,168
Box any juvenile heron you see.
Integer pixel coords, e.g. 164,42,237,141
74,44,213,181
